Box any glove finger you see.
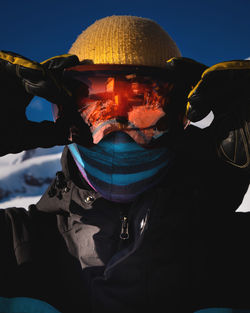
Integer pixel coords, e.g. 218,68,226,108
164,57,208,130
186,71,233,123
16,54,79,105
166,57,208,84
0,50,42,74
187,60,250,122
21,71,72,105
0,50,46,85
41,54,79,70
56,109,93,147
40,54,80,102
0,119,68,155
186,79,212,122
3,52,51,99
22,120,71,149
0,51,34,122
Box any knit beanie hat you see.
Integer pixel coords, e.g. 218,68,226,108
69,15,181,68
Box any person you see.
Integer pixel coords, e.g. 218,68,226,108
0,15,249,313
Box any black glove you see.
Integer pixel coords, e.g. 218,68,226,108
187,60,250,171
165,57,208,131
0,51,92,156
153,57,208,148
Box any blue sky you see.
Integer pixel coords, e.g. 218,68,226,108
1,0,250,122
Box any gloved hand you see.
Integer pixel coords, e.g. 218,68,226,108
154,57,207,148
165,57,208,128
0,51,92,156
187,60,250,171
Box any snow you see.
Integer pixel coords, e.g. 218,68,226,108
0,195,42,209
0,152,61,180
0,147,62,209
237,185,250,212
0,146,62,166
191,111,214,129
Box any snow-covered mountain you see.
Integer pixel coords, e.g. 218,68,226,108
0,142,249,211
0,146,63,209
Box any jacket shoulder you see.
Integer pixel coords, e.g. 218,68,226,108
0,207,34,264
0,206,31,235
1,206,30,218
0,206,32,237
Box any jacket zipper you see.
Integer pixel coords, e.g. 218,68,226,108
120,214,129,240
103,208,150,278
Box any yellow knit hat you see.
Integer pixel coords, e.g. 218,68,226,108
69,15,181,68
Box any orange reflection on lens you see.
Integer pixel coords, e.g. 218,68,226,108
76,76,172,129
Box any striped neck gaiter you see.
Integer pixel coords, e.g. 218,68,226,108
68,132,174,203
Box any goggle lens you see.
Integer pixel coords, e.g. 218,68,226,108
59,65,176,146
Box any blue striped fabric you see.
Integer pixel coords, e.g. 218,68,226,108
0,297,61,313
195,309,250,313
69,131,173,202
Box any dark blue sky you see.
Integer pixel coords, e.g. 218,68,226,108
1,0,250,122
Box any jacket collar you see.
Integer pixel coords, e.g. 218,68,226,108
36,146,102,214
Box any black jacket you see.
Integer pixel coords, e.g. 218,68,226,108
0,126,249,313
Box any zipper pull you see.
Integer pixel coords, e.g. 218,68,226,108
120,215,129,240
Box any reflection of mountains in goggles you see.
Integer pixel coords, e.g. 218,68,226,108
63,64,175,146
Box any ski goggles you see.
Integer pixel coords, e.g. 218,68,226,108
55,64,177,146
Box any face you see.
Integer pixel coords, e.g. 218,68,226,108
56,64,182,202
